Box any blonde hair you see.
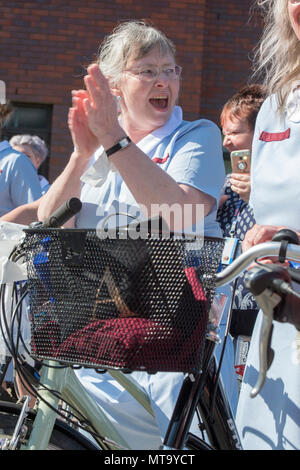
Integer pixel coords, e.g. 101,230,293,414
252,0,300,113
96,20,176,86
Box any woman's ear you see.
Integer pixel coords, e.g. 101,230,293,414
110,84,121,99
110,86,122,112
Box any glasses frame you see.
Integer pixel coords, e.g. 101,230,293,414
123,64,182,82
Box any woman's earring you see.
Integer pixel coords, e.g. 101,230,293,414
116,95,122,113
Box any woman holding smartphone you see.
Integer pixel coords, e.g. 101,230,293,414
221,84,266,203
218,85,267,383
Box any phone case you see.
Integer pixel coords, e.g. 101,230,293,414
230,150,251,173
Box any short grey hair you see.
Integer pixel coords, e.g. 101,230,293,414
9,134,48,163
97,20,176,86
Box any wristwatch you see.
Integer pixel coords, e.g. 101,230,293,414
105,136,132,158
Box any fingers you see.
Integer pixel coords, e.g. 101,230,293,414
230,174,250,190
230,173,251,202
83,74,99,107
242,224,259,252
230,173,250,182
87,63,110,92
242,224,290,252
251,226,284,245
70,65,119,146
71,89,89,99
71,96,86,125
72,66,110,112
83,64,111,106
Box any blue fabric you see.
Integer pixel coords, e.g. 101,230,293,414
0,141,42,216
217,177,257,312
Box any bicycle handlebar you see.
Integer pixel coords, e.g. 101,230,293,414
215,241,300,287
215,239,300,398
31,197,82,229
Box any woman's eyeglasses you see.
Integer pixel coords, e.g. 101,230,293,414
124,65,182,82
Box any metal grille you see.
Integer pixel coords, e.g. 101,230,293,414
24,228,224,373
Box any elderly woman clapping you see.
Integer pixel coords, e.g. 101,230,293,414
38,20,225,235
38,20,228,449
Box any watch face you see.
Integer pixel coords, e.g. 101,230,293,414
120,139,128,148
119,137,130,148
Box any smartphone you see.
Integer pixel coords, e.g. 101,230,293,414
230,149,251,174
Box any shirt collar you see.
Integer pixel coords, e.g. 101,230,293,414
286,81,300,123
135,106,183,155
0,140,10,152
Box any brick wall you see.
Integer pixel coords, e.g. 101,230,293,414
0,0,262,181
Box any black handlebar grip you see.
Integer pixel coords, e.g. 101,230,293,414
41,197,82,228
271,229,300,263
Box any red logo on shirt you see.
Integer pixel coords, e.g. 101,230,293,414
152,153,170,164
0,169,3,174
259,128,290,142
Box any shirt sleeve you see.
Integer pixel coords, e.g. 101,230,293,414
166,120,226,203
9,154,42,206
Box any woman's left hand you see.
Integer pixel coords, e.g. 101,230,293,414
82,64,124,148
230,173,251,202
242,223,300,265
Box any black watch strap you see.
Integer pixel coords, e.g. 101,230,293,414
106,136,132,158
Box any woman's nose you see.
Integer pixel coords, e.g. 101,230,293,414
154,72,169,87
223,134,230,149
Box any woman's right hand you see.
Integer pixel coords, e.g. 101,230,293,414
68,90,100,161
230,173,251,202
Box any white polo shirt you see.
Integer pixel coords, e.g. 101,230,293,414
77,107,225,238
237,91,300,450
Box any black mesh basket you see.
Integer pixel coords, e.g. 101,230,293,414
24,228,224,373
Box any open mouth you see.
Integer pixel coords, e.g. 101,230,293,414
149,96,169,110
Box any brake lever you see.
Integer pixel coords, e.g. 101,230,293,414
245,267,284,398
249,288,281,398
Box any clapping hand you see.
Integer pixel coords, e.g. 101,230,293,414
81,64,123,149
68,89,100,161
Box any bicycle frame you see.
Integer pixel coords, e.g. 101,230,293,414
6,234,300,451
23,361,154,450
162,338,241,450
18,333,239,450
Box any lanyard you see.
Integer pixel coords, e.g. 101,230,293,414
229,199,245,238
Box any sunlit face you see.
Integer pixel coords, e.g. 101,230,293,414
222,113,254,153
116,46,180,134
288,0,300,41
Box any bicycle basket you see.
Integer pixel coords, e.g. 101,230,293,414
24,228,224,373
